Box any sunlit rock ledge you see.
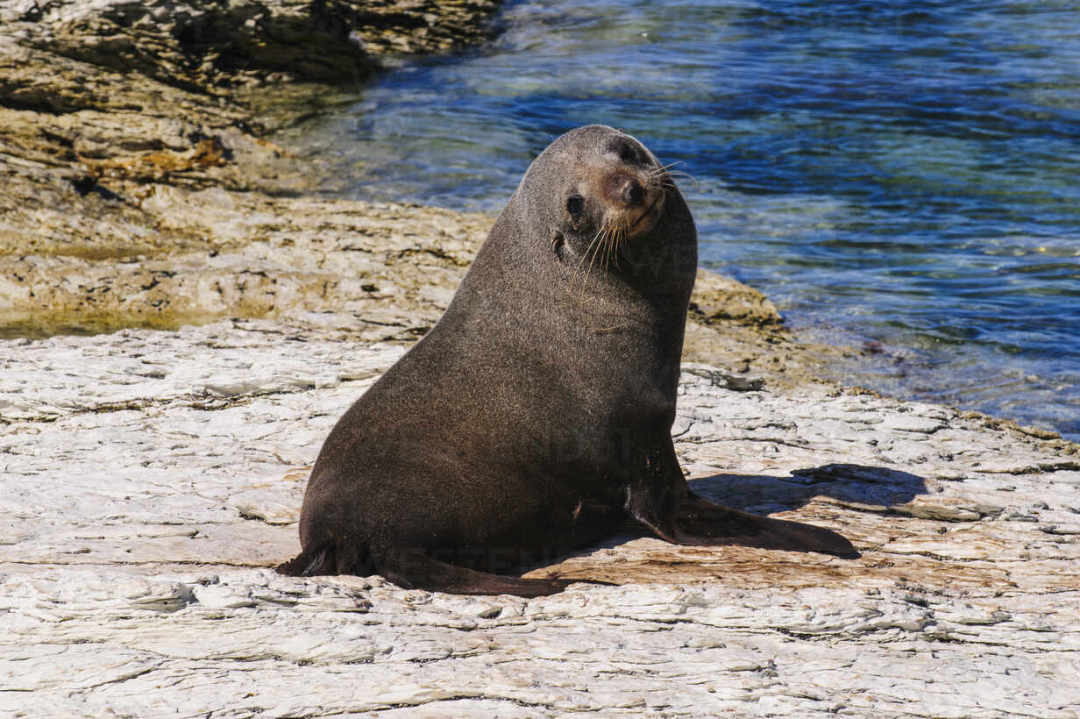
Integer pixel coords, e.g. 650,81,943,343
2,2,1079,717
1,316,1078,717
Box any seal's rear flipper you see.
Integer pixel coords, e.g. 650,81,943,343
278,545,577,596
378,548,576,597
674,492,859,558
276,544,338,576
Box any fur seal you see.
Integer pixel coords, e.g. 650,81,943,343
278,125,856,596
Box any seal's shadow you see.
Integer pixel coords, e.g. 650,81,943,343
686,462,928,516
568,463,927,556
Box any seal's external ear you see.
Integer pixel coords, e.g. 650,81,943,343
608,136,640,165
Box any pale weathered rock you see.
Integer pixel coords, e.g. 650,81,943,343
1,320,1077,718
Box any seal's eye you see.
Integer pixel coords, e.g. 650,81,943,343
566,194,585,219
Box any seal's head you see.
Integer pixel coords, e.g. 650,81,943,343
509,125,694,288
561,129,666,246
525,126,667,258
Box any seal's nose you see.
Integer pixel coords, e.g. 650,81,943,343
622,179,645,206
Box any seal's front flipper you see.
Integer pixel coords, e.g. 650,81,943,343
675,492,858,558
377,548,575,597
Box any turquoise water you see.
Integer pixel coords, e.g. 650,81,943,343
287,0,1080,440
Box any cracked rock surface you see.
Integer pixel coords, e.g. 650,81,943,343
2,319,1078,718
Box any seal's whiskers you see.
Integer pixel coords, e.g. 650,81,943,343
571,226,608,295
649,164,695,190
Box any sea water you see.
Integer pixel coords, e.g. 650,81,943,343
285,0,1080,440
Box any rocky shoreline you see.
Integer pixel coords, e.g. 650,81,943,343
1,2,1078,717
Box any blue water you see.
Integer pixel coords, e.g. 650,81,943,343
285,0,1080,440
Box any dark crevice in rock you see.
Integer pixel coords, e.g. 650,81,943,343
70,175,123,201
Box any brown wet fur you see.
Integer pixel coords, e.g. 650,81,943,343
277,125,856,596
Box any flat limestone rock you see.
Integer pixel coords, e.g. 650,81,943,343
1,319,1077,718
